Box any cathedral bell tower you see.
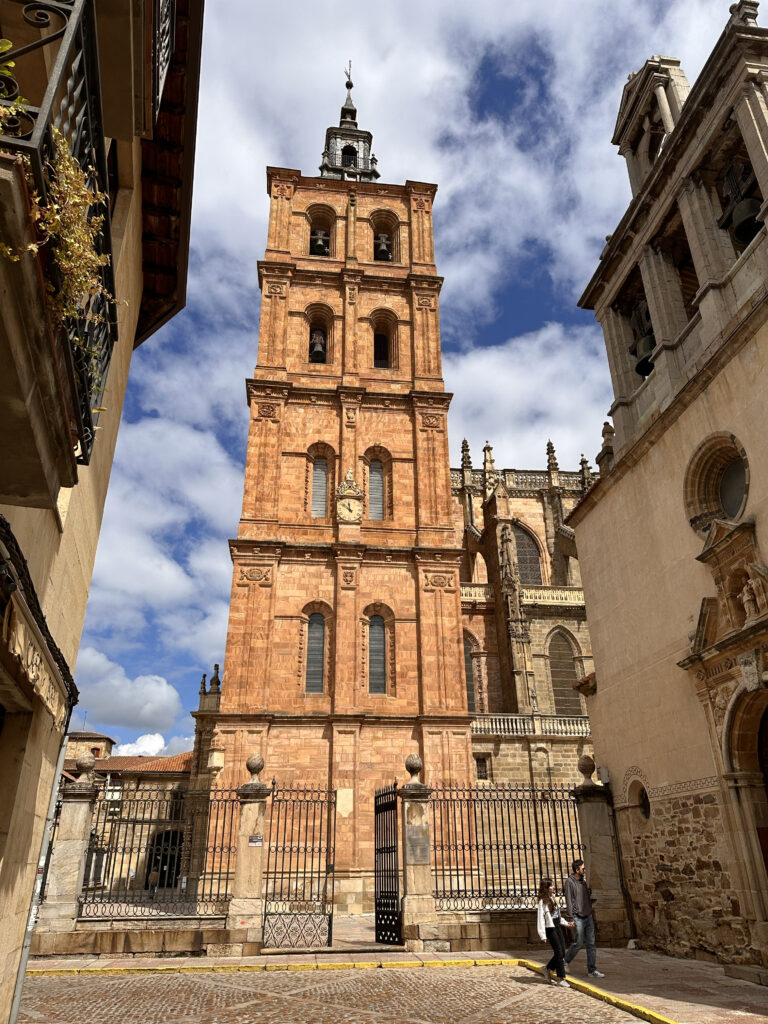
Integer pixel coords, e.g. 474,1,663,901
211,77,473,912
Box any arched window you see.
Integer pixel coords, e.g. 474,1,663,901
464,638,476,713
309,326,327,363
548,633,583,716
371,311,396,370
371,210,399,263
306,613,325,693
312,457,328,518
369,460,384,520
308,207,333,257
514,525,542,585
369,615,386,694
374,333,389,368
342,145,357,168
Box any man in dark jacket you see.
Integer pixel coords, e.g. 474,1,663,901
563,858,605,978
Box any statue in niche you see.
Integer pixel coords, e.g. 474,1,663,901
740,577,759,621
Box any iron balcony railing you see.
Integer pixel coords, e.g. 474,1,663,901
471,713,591,738
0,0,116,465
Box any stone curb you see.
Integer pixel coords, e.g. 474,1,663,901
26,956,681,1024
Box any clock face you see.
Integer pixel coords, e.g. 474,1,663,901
337,496,363,523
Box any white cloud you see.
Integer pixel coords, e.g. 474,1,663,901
112,732,194,757
74,648,183,732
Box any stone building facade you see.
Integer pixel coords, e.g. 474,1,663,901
0,2,204,1017
192,82,594,914
570,1,768,977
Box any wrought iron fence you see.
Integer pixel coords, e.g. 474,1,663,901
263,782,336,948
0,0,116,465
78,786,239,918
374,781,401,944
431,782,582,911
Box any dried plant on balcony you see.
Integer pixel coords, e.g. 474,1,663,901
0,125,113,373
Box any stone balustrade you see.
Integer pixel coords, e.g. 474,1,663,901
459,583,494,602
520,585,585,605
471,714,591,737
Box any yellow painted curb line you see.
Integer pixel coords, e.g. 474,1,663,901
25,954,682,1021
515,958,680,1024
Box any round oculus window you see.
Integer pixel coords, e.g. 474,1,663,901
719,457,747,519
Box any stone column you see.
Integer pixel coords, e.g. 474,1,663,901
225,754,272,953
36,755,98,933
638,244,687,403
572,755,632,945
676,175,736,332
596,305,637,449
734,78,768,220
399,754,439,950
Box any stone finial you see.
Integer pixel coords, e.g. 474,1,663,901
461,438,472,471
74,752,96,787
199,672,207,696
209,663,221,693
596,421,616,478
546,440,559,472
405,753,423,783
579,454,593,494
482,441,495,473
578,753,597,786
246,753,265,782
729,1,759,27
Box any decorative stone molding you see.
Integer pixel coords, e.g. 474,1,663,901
239,567,272,586
4,595,69,728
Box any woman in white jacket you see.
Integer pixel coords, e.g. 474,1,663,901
536,877,572,986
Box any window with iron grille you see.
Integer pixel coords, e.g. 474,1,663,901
312,457,328,518
548,632,583,716
306,613,325,693
369,461,384,519
514,525,542,584
464,639,476,713
474,756,489,780
369,615,386,694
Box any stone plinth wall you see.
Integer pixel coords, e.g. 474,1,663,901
617,789,759,965
403,909,628,953
29,921,263,959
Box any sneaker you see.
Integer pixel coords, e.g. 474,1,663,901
557,979,569,987
588,969,605,978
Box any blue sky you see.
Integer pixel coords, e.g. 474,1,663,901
72,0,735,754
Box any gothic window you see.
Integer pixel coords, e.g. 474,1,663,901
513,525,542,585
548,633,583,716
312,457,328,518
369,615,386,694
306,613,325,693
464,638,476,713
369,460,384,520
342,145,357,168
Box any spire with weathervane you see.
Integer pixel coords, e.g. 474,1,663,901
319,62,380,182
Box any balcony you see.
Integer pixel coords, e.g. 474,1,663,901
471,714,591,738
0,0,116,506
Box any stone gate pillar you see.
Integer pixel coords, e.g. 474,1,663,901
36,754,98,933
399,753,438,950
224,754,271,953
573,754,632,945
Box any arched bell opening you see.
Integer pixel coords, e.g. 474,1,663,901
370,209,400,263
307,205,336,258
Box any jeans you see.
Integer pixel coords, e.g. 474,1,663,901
545,925,566,978
564,914,596,972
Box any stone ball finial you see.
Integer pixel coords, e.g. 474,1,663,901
76,752,95,774
246,753,264,782
405,753,423,782
578,753,596,785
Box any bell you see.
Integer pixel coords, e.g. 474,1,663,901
732,197,762,246
309,330,326,363
634,332,655,377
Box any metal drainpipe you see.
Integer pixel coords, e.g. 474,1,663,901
9,703,74,1024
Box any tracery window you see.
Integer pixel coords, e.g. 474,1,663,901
548,632,583,716
513,525,543,585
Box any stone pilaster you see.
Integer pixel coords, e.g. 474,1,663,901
399,755,438,950
677,175,736,331
225,755,272,952
638,245,686,400
36,756,97,933
572,755,632,945
734,77,768,220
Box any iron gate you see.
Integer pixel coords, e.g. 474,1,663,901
374,781,402,944
263,782,336,948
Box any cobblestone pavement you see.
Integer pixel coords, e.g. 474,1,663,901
19,965,639,1024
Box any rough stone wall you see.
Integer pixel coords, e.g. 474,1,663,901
617,789,757,964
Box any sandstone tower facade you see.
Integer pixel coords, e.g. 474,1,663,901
203,82,473,911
